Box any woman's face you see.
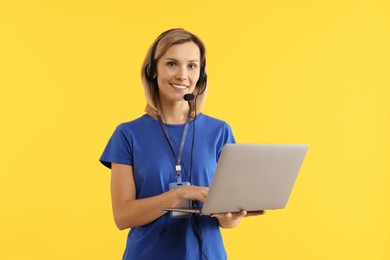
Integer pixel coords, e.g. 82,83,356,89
156,41,201,104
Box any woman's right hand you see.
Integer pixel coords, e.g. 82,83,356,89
175,185,209,203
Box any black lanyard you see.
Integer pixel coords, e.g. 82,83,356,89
157,115,190,183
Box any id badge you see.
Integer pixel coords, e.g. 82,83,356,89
169,182,192,218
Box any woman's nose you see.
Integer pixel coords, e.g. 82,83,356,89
175,67,188,81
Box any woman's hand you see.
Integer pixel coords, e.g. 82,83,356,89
175,186,209,203
211,210,266,229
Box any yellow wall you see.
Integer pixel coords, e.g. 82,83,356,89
1,0,389,259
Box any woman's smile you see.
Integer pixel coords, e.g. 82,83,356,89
170,83,189,90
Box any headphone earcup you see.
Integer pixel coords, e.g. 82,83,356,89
146,64,152,79
197,66,207,87
197,57,207,87
201,72,207,84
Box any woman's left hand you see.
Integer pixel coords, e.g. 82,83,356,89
211,210,266,229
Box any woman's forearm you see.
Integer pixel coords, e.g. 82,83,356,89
113,188,182,230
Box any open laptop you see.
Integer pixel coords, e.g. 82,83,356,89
161,144,308,215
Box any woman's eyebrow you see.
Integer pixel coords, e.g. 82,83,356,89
163,58,200,63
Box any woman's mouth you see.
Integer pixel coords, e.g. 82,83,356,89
170,83,188,90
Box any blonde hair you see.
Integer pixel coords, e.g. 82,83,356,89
141,28,207,117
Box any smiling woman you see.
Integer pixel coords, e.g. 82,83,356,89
142,28,208,121
156,42,201,117
99,28,265,260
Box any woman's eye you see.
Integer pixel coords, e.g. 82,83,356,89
167,62,176,67
188,63,198,69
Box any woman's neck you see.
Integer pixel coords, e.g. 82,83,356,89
159,101,190,124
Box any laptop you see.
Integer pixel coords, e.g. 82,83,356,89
161,144,308,215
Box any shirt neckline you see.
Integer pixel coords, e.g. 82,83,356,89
144,113,203,127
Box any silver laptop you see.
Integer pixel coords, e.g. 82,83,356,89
161,144,308,215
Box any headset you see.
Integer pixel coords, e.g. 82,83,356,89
145,32,208,91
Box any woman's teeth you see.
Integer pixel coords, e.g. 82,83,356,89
171,84,187,89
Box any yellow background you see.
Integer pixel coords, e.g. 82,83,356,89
1,0,389,259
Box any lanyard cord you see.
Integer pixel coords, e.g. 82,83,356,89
157,114,190,183
189,95,198,186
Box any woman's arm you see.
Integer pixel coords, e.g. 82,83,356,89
111,163,208,230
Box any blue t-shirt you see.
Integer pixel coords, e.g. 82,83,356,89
100,113,235,260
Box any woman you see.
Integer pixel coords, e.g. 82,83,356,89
100,28,264,260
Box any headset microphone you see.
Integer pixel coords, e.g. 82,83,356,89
183,94,195,101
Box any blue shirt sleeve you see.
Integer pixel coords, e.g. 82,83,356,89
100,124,133,169
216,122,236,161
224,122,236,144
